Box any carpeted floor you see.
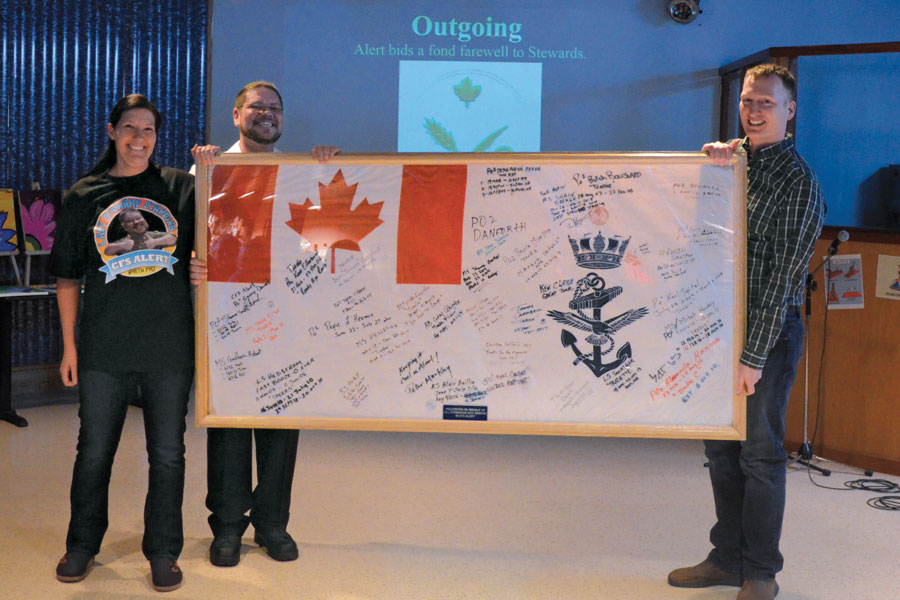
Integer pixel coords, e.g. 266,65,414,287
1,401,897,599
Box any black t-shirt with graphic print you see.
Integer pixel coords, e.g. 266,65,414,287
50,164,195,372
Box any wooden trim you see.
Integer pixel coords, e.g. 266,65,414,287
719,49,775,76
196,413,745,439
719,41,900,75
717,70,744,141
193,163,210,428
787,56,799,138
733,153,748,440
210,151,721,167
718,74,730,142
821,225,900,244
196,152,748,439
767,41,900,58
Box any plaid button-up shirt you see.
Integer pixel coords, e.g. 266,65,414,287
740,135,825,369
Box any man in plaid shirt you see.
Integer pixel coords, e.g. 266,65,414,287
668,64,825,600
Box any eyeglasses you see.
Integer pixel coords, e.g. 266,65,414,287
244,104,283,114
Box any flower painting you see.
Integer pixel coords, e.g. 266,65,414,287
18,189,62,253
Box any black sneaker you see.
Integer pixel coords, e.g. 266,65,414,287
149,557,182,592
56,552,95,582
209,534,242,567
253,528,299,561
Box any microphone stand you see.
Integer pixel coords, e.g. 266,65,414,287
788,249,836,476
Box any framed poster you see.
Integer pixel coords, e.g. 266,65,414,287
195,152,747,439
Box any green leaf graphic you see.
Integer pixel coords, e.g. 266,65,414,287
423,118,458,152
471,125,509,153
453,77,481,107
494,146,514,152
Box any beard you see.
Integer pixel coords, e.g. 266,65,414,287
242,120,282,145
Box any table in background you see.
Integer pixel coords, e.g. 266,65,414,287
0,286,55,427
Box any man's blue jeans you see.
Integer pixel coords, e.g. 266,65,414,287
704,310,803,582
65,369,192,560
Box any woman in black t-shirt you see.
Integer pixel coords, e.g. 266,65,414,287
50,94,194,592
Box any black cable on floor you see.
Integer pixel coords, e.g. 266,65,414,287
802,472,900,511
866,496,900,511
803,470,856,491
844,479,900,493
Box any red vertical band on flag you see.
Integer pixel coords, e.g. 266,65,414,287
207,165,279,283
397,164,467,284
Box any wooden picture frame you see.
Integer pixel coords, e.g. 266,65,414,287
195,152,747,439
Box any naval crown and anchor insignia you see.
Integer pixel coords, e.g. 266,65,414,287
547,230,648,377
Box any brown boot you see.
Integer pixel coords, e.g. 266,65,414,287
667,559,741,588
737,579,779,599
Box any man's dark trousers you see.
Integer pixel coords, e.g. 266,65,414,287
206,427,300,536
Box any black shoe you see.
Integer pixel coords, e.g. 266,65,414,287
149,558,182,592
56,552,95,582
253,528,299,561
209,534,242,567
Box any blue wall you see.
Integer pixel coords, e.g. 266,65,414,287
209,0,900,229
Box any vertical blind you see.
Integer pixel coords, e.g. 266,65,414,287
1,0,208,366
1,0,208,190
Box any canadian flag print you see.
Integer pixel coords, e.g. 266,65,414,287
208,164,467,285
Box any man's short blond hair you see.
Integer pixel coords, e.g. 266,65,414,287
744,64,796,102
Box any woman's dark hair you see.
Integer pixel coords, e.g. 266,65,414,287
84,94,163,177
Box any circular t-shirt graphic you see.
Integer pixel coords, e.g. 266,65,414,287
94,197,179,282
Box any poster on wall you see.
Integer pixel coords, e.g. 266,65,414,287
875,255,900,300
825,254,864,310
195,152,747,440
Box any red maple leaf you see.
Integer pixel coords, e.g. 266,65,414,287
286,169,384,273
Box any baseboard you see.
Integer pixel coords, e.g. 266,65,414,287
785,437,900,477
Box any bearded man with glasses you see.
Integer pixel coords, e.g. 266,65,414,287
190,81,338,568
